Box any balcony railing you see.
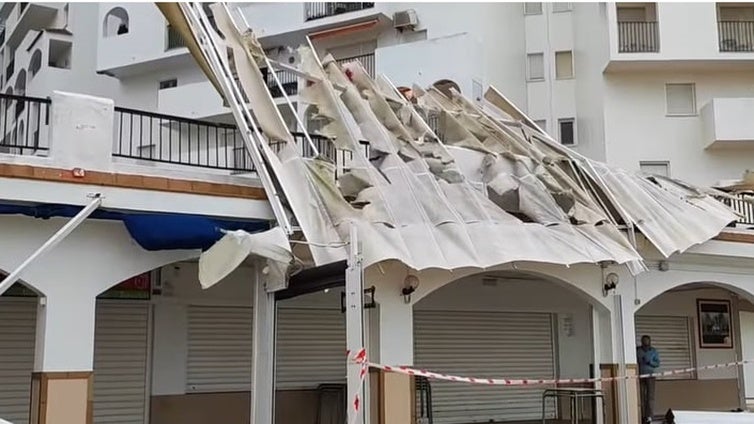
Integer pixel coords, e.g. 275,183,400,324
618,21,659,53
336,53,376,78
166,25,187,50
0,92,50,155
263,68,298,98
113,106,252,172
720,193,754,226
304,2,375,21
718,21,754,52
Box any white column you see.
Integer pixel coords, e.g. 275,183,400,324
345,225,366,424
591,306,605,424
610,293,639,424
34,286,98,372
251,266,276,424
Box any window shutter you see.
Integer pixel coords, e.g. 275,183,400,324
635,315,694,379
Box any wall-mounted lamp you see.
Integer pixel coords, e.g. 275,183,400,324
658,261,670,272
603,272,619,296
402,274,420,304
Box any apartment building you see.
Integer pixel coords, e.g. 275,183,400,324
0,3,753,424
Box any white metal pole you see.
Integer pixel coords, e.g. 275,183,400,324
0,193,102,296
345,222,366,424
251,262,276,424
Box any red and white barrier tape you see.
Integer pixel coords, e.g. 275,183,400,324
346,349,369,424
347,349,753,387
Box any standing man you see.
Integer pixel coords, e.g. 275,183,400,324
637,335,660,424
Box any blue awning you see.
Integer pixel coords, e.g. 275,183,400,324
0,203,269,251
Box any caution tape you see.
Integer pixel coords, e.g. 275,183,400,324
347,350,754,387
346,349,369,424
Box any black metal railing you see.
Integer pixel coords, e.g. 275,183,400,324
6,58,14,79
618,21,659,53
718,21,754,52
336,53,375,78
263,68,298,98
304,2,374,21
0,92,50,155
112,107,252,172
415,376,433,424
720,193,754,226
166,25,187,50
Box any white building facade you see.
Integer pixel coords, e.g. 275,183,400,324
0,3,753,424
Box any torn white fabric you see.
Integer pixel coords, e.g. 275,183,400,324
198,227,293,290
188,8,737,276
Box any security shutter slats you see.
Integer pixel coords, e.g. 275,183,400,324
414,310,556,424
93,301,150,424
0,297,36,424
186,306,253,392
635,315,693,379
276,308,346,389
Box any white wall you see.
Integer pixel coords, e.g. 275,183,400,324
638,287,741,380
603,70,754,185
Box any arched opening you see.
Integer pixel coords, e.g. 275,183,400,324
13,69,26,119
432,79,461,98
103,7,129,37
635,281,754,419
29,49,42,79
412,270,606,423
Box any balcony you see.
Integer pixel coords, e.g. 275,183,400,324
720,193,754,226
304,2,375,22
701,98,754,149
618,21,659,53
0,92,50,155
337,52,376,78
718,21,754,51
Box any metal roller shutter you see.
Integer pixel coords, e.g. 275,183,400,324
276,307,346,389
186,305,253,392
92,300,150,424
0,297,36,424
635,315,693,379
414,310,556,424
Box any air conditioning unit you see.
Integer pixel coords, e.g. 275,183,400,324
393,9,418,31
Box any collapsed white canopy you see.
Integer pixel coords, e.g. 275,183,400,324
182,4,736,277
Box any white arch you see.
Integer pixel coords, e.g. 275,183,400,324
103,7,129,37
636,268,754,311
29,49,42,78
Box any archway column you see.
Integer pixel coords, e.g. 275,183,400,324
30,284,99,424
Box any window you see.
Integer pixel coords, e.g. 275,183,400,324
558,118,575,145
29,49,42,78
159,79,178,90
527,53,545,81
103,7,129,37
635,315,694,380
640,161,670,177
553,2,573,12
524,2,543,15
666,83,696,116
555,50,574,79
534,119,547,132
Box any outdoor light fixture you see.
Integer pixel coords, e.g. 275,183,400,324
402,274,419,303
603,272,619,296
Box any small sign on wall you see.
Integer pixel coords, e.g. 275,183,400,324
697,299,733,349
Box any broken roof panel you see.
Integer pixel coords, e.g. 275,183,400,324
171,3,737,274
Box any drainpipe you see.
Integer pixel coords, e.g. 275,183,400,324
0,193,102,296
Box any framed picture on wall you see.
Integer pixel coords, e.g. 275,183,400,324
697,299,733,349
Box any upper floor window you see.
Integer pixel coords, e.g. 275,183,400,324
552,3,573,13
558,118,576,146
159,79,178,90
103,7,129,37
717,3,754,52
639,161,670,177
665,83,696,116
555,50,574,79
616,3,659,53
524,2,543,15
29,49,42,79
527,53,545,81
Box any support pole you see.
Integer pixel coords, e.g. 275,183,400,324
346,223,366,424
251,262,277,424
0,193,102,296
